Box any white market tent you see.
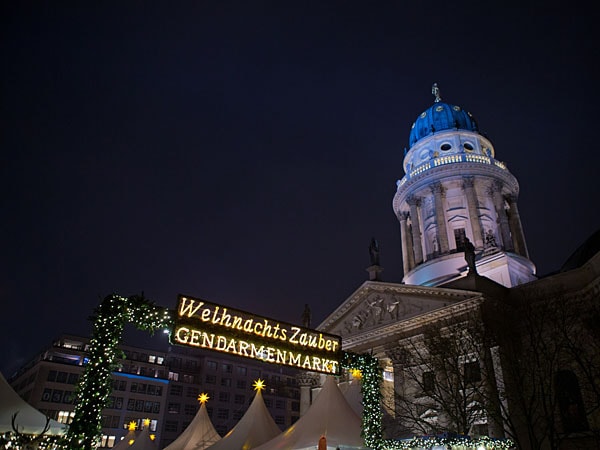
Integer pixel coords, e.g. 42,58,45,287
112,419,159,450
129,421,159,450
162,400,221,450
205,386,281,450
0,371,67,436
254,375,367,450
112,428,138,450
339,377,363,418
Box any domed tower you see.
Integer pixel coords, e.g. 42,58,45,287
392,84,536,287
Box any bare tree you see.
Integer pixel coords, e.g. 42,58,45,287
388,311,492,437
485,290,599,450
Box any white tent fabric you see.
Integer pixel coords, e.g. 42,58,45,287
205,389,281,450
112,428,138,450
339,378,363,418
0,371,67,436
162,402,221,450
254,375,366,450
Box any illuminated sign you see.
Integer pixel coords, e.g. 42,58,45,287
171,294,342,375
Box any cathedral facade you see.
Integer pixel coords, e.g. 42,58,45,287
316,86,600,450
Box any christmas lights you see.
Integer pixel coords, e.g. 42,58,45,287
64,294,173,450
37,292,514,450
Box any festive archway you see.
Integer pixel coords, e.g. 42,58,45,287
66,294,173,449
63,293,385,450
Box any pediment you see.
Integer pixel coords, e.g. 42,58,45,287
318,281,480,340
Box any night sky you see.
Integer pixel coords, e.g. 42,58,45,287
1,3,598,377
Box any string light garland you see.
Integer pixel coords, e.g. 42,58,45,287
64,294,173,450
342,351,383,450
381,435,515,449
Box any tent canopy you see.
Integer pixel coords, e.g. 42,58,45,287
206,388,281,450
0,372,67,436
163,402,221,450
254,375,366,450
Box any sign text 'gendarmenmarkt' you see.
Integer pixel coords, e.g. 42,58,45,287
172,294,342,375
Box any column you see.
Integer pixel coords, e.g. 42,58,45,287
507,194,529,258
398,211,412,275
296,372,318,416
385,347,407,425
406,221,415,271
463,176,484,248
407,196,423,265
431,182,450,253
489,346,510,438
490,181,514,252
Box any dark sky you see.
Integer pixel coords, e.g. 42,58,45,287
1,2,598,377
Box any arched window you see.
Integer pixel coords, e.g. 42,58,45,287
555,370,589,433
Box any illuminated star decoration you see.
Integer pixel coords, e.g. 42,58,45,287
127,421,137,431
198,393,210,404
350,368,362,379
253,378,266,391
150,434,156,441
143,418,151,427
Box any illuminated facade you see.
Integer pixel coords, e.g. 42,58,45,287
393,84,536,287
317,87,600,449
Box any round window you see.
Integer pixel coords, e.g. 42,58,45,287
441,143,452,151
464,142,474,151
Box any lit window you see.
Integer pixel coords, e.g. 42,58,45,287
57,410,75,424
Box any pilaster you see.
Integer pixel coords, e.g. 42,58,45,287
431,182,450,253
407,196,424,265
463,176,484,248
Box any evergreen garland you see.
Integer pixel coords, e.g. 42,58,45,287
65,294,173,450
342,351,384,449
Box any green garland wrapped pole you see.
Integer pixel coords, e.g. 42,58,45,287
342,351,384,450
65,294,173,450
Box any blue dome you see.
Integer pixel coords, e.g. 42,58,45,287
409,101,479,147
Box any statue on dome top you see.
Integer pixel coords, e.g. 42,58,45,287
432,83,442,102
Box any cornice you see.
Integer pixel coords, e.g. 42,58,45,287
341,296,485,350
394,162,519,211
